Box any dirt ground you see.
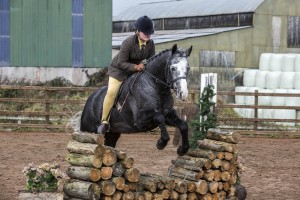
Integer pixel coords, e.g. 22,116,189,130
0,131,299,200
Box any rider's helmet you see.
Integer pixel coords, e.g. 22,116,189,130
133,16,154,35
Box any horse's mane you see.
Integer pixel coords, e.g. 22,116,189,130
146,48,171,64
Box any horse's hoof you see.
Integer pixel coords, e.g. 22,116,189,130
177,145,189,156
156,139,168,150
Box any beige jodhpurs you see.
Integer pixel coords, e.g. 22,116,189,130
101,77,122,123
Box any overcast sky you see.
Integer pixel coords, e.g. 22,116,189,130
113,0,169,16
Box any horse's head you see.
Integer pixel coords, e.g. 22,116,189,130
167,44,193,101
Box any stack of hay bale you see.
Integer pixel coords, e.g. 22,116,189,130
63,128,243,200
168,128,242,200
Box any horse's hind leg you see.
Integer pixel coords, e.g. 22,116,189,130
166,109,190,156
154,112,170,150
104,132,121,148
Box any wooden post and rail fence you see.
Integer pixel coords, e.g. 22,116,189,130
0,85,300,136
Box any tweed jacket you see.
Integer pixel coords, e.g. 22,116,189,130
108,34,155,81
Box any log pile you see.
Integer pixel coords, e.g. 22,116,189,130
63,129,243,200
168,128,242,200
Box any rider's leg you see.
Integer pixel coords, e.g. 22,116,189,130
98,77,122,134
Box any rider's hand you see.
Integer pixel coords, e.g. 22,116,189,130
134,63,144,71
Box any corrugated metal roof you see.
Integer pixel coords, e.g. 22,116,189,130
112,26,251,48
115,0,265,21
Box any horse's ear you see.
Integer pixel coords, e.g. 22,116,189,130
186,45,193,57
171,44,177,54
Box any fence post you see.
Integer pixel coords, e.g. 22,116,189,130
254,90,258,131
45,88,50,124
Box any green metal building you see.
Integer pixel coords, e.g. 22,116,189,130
0,0,112,68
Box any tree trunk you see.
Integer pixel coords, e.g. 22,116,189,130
100,166,113,180
141,173,176,190
124,167,140,183
171,157,205,172
198,139,236,153
224,152,234,161
221,171,231,181
180,156,212,169
99,180,116,196
186,149,217,160
206,129,240,144
63,179,101,200
195,180,208,195
120,157,134,169
156,189,171,199
112,177,125,190
174,180,187,194
67,140,98,155
208,181,219,194
122,191,134,200
143,191,153,200
66,166,101,182
213,170,221,182
169,190,179,200
211,159,222,169
112,162,125,176
137,175,158,193
187,192,197,200
168,165,202,181
221,160,230,171
66,153,102,168
102,149,118,166
203,169,214,182
112,191,123,200
72,132,104,145
133,192,145,200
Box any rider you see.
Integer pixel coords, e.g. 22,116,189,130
97,15,156,134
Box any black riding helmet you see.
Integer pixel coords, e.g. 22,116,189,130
133,16,154,35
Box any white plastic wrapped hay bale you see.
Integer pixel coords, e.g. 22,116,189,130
269,54,283,71
261,109,274,119
245,87,260,105
273,109,296,126
257,89,273,105
243,69,258,87
294,55,300,72
294,72,300,89
296,111,300,126
255,71,268,88
259,53,272,71
279,72,295,89
286,89,300,106
281,54,296,72
233,108,253,118
235,86,247,105
271,89,287,106
265,71,281,89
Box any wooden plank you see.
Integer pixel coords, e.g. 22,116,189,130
0,111,72,116
0,85,98,91
0,98,85,104
0,123,65,129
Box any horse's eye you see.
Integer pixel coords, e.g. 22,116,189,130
171,67,176,71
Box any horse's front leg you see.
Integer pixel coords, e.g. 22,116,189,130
154,112,170,150
166,109,190,156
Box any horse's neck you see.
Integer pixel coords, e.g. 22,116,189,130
146,52,170,81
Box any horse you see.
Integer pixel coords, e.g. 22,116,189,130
80,44,192,156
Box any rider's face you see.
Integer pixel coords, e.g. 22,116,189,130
138,31,151,42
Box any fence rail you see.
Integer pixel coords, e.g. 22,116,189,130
217,90,300,136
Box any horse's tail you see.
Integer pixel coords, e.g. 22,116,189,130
66,111,82,133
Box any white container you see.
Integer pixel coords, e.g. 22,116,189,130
294,55,300,72
235,86,247,105
282,54,296,72
243,69,258,87
265,72,281,89
271,89,287,106
286,89,300,106
269,54,283,71
294,72,300,89
245,87,260,105
279,72,295,89
259,53,272,71
273,109,296,126
255,71,268,88
258,89,273,105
